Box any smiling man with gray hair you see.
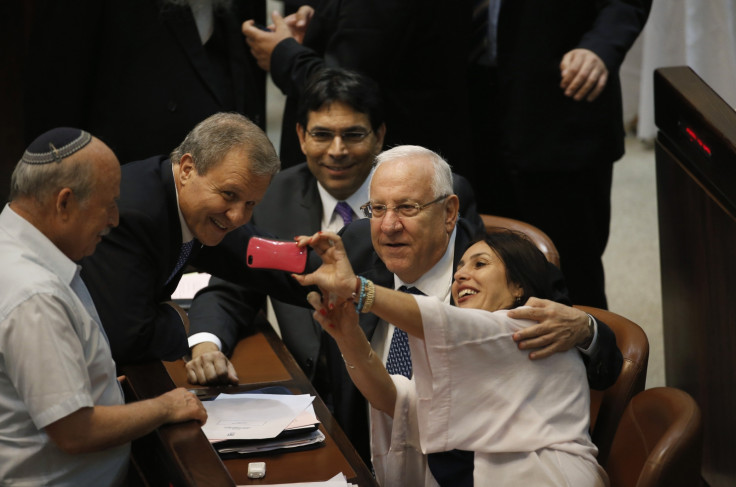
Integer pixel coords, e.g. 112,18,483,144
80,112,284,366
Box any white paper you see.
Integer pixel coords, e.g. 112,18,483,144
202,393,314,440
237,472,351,487
171,272,211,299
286,405,320,430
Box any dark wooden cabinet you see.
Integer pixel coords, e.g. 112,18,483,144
655,66,736,487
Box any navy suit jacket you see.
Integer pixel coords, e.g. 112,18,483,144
488,0,652,172
80,156,305,365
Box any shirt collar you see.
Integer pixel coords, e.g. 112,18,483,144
1,204,79,286
394,226,457,303
171,164,194,244
317,167,373,229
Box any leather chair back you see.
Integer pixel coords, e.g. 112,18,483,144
480,214,561,267
606,387,702,487
576,306,650,468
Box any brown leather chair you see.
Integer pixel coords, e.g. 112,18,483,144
576,306,650,468
606,387,702,487
480,214,561,267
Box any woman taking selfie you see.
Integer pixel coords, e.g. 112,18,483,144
294,230,607,487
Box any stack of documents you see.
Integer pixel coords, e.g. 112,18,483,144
236,472,357,487
201,390,324,456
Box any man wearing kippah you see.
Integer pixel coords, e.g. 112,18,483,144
0,128,207,486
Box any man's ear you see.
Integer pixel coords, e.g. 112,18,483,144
445,194,460,230
178,154,196,184
55,188,75,220
296,123,307,155
374,123,387,149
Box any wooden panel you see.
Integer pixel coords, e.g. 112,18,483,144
655,66,736,487
122,361,236,487
656,142,736,487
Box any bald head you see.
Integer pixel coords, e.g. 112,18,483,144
11,128,117,205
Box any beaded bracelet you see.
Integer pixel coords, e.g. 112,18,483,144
362,279,375,313
353,276,366,312
352,276,375,313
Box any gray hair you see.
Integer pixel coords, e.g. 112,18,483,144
9,151,94,204
373,145,453,198
170,112,280,177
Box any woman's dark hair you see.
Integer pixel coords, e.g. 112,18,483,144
469,230,555,308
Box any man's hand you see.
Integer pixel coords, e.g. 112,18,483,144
283,5,314,44
559,48,608,102
157,387,208,425
508,297,592,359
186,342,239,386
242,11,294,71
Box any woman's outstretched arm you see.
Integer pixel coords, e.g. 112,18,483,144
294,232,425,338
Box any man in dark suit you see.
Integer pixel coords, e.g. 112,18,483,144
240,0,473,168
468,0,652,308
24,0,266,164
186,68,484,389
79,112,306,365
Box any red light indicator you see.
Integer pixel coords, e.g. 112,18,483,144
685,126,712,156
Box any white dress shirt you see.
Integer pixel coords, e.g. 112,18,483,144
0,205,128,486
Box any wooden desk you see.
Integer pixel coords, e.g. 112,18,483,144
122,321,378,487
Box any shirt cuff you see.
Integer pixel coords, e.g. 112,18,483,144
577,315,599,356
188,332,222,352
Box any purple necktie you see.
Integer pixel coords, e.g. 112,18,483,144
334,201,354,227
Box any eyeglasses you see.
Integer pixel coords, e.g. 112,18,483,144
306,128,373,145
360,195,448,219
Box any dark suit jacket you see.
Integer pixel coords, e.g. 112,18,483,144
269,0,473,167
24,0,265,164
80,156,305,365
486,0,651,172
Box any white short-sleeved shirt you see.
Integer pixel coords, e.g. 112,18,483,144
371,296,608,487
0,205,128,486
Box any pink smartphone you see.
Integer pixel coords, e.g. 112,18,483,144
246,237,307,273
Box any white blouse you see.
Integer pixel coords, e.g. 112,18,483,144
371,296,608,487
